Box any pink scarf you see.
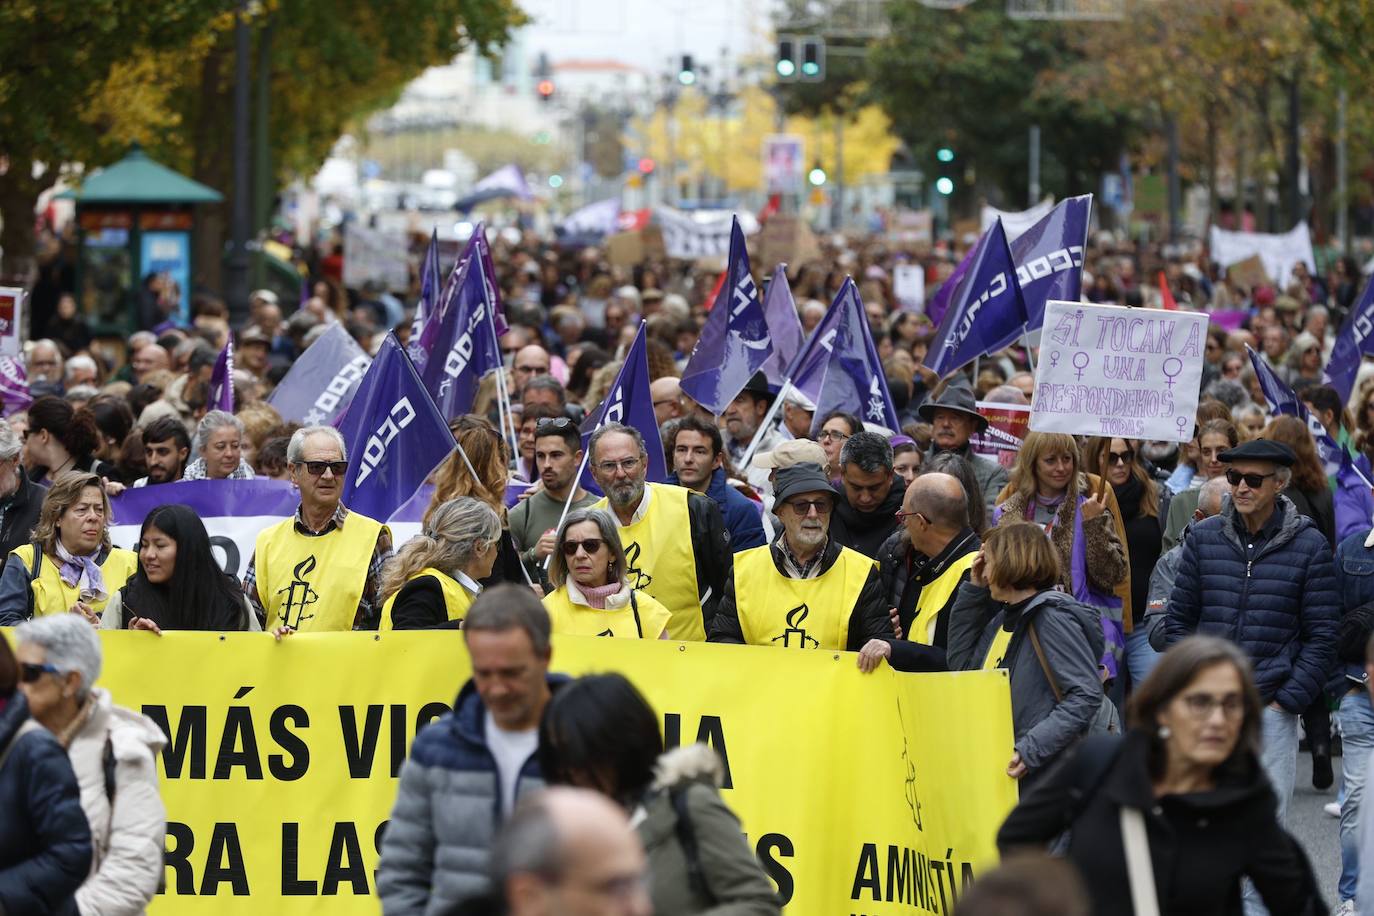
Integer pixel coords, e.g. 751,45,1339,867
579,582,621,609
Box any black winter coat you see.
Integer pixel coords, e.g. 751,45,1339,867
0,691,93,915
0,474,45,562
829,478,905,560
998,731,1325,916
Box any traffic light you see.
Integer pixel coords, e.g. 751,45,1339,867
937,147,955,163
536,79,555,103
808,166,827,186
534,52,554,103
935,146,956,195
935,177,955,196
678,55,696,86
800,38,825,81
638,158,656,175
776,37,797,80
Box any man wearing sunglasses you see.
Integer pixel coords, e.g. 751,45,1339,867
244,426,393,633
709,463,887,651
1165,438,1338,839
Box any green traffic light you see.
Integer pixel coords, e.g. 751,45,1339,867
808,167,827,186
776,60,796,78
935,176,955,195
936,148,955,163
801,62,819,76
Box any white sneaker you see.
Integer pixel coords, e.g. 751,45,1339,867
1333,899,1355,916
1326,801,1342,818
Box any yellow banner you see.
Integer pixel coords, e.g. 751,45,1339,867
86,631,1018,914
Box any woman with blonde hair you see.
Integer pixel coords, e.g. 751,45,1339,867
379,497,502,630
996,431,1128,679
0,472,138,625
543,508,671,639
425,415,526,586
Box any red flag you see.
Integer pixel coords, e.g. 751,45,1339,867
701,266,728,312
757,193,781,226
1158,271,1178,310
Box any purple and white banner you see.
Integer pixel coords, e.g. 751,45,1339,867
109,479,299,579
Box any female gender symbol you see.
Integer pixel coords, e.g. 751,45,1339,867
1162,357,1183,389
1048,351,1061,369
1176,416,1189,438
1071,351,1090,381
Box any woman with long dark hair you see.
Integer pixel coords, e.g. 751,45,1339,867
101,504,256,631
22,396,111,484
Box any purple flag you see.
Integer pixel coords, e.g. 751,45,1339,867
413,254,465,369
408,229,441,363
0,355,31,416
803,279,901,434
1325,273,1374,404
1014,194,1091,333
419,255,503,422
469,223,509,337
925,218,1029,378
208,338,234,413
336,333,456,521
267,323,370,426
579,323,668,492
1246,345,1350,478
925,242,978,328
758,265,804,391
680,218,772,414
299,276,310,307
784,287,846,407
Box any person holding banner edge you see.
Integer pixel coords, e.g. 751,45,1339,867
243,426,393,633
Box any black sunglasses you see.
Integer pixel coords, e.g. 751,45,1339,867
536,417,575,431
561,537,604,556
301,460,348,477
1225,469,1276,488
1108,449,1135,466
20,661,60,683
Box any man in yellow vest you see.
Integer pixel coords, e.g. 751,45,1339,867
588,423,729,641
860,472,980,673
244,426,393,632
708,463,888,650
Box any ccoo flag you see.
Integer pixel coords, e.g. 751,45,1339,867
758,264,805,391
267,323,371,426
1325,273,1374,404
803,278,901,434
336,333,456,521
925,241,978,329
680,218,772,414
408,229,442,364
580,323,669,492
1245,345,1348,477
925,218,1028,378
1014,194,1091,333
468,223,509,337
208,338,234,413
420,255,503,422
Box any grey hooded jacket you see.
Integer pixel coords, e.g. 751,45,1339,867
946,584,1105,775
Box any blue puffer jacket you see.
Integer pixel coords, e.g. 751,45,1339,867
668,468,766,552
1164,496,1338,712
377,673,571,915
0,691,92,915
1333,529,1374,697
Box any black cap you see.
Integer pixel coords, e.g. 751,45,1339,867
1218,439,1296,467
739,370,776,402
773,463,838,504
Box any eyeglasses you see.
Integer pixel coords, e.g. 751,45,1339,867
561,537,605,556
301,460,349,477
536,417,574,431
785,498,832,516
819,430,850,442
1225,469,1276,488
1108,449,1136,466
594,457,641,474
20,661,60,683
894,509,927,525
1180,692,1245,720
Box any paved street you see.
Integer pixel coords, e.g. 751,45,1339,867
1292,750,1342,905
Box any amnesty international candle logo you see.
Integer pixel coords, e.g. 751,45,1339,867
623,541,653,590
277,555,320,628
772,603,819,649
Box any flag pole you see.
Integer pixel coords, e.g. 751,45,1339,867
1022,325,1036,373
738,379,794,471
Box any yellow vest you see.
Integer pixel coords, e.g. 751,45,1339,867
379,568,474,631
543,586,672,639
982,625,1016,670
910,552,977,646
732,544,875,650
254,512,388,632
592,483,703,641
10,544,137,619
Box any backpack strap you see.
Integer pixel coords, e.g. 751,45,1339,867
0,719,45,772
103,734,117,803
669,786,717,905
22,541,41,621
1027,622,1064,703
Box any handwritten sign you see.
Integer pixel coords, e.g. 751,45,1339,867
1029,300,1207,442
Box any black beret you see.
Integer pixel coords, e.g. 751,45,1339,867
1218,439,1296,467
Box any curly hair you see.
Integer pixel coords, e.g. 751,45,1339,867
32,471,111,557
426,414,509,525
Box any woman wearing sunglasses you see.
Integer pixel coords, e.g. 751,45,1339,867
378,497,502,630
0,472,138,627
1085,438,1170,687
543,508,671,639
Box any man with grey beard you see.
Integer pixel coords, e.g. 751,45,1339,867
708,463,889,651
587,423,729,641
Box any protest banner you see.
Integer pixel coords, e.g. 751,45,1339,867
342,223,409,292
971,402,1031,469
86,631,1016,915
756,214,820,270
1029,300,1207,441
887,208,934,248
0,287,24,357
109,479,299,579
655,208,759,260
1209,221,1316,290
894,264,926,311
979,198,1054,242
